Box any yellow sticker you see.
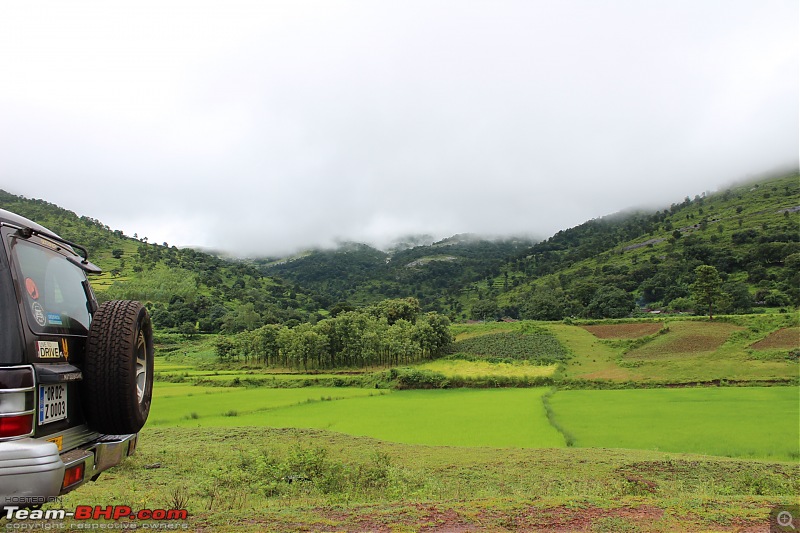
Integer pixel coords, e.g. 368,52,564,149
36,237,58,251
60,339,69,361
47,436,63,451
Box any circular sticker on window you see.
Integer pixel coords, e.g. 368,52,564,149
31,302,47,327
25,278,39,300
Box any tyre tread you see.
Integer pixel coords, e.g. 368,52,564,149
83,300,152,434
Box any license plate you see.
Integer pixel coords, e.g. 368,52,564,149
39,384,67,425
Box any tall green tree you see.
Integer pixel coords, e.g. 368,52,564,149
691,265,724,320
583,286,635,319
371,297,421,325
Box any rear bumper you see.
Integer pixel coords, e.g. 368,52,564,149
0,433,137,508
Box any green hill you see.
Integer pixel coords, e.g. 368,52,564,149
258,172,799,322
0,191,323,333
474,172,800,321
257,234,535,311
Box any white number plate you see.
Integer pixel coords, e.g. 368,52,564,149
38,384,67,425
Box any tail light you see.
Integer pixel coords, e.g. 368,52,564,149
0,366,35,440
62,463,85,489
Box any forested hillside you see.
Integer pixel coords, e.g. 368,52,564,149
478,172,800,321
258,234,535,312
0,191,323,332
260,172,799,322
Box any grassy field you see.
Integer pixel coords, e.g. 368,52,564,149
153,361,362,387
47,426,799,532
243,388,564,448
545,322,638,380
91,315,798,531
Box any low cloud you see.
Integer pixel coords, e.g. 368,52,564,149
1,1,797,256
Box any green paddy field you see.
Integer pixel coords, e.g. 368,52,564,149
149,382,799,461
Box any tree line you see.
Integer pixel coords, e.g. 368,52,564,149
214,298,453,370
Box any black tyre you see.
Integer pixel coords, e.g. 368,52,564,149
83,300,154,434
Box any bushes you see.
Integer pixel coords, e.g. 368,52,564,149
393,369,450,390
385,368,557,389
219,445,419,499
446,375,554,388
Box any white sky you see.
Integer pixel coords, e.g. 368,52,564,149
1,1,797,256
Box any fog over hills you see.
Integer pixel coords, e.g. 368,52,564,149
1,2,796,256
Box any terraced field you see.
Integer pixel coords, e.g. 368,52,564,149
624,321,743,359
751,326,800,349
581,322,663,338
549,317,798,382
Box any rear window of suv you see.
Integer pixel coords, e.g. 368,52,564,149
8,235,91,336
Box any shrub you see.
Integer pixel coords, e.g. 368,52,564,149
248,445,407,498
393,369,449,389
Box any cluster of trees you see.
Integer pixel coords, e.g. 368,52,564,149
215,298,453,370
471,281,637,321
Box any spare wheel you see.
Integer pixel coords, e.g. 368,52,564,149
83,300,154,434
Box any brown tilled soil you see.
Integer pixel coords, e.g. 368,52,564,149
651,333,728,353
750,327,800,350
582,323,663,339
625,322,743,359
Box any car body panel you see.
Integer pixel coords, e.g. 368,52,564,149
0,209,140,508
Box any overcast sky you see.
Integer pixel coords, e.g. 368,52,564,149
1,1,797,256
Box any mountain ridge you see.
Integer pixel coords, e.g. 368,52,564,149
1,169,797,327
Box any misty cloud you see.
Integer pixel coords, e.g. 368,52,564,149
1,0,797,256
